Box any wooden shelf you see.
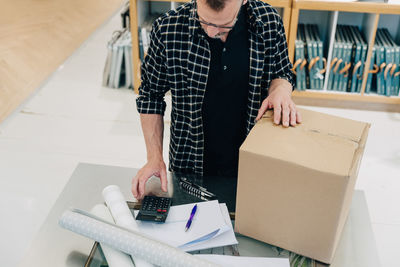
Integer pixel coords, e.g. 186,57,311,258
287,1,400,111
294,0,400,14
293,90,400,112
293,90,400,103
263,0,292,8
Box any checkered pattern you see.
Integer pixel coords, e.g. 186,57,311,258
136,0,294,175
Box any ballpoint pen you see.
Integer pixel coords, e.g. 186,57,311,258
185,204,197,232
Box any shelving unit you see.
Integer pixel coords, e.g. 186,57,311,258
129,0,293,93
288,0,400,112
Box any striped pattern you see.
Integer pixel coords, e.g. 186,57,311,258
136,0,293,175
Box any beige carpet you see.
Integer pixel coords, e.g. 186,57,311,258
0,0,125,123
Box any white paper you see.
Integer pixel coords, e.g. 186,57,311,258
59,208,220,267
133,200,237,250
182,203,238,251
90,204,135,267
195,254,290,267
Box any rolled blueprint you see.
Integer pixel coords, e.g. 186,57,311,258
59,208,220,267
102,185,152,267
90,204,135,267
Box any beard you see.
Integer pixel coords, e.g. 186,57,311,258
207,31,228,40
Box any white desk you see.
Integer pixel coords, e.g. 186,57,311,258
18,163,380,267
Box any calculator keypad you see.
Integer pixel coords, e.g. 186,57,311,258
136,196,172,222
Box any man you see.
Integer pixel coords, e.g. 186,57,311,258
132,0,301,199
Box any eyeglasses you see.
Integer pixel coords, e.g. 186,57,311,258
193,0,243,30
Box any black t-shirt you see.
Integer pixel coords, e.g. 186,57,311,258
201,7,250,177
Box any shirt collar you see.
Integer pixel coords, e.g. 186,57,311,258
246,0,265,36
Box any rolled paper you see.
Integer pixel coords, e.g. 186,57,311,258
59,208,220,267
102,185,139,230
90,204,135,267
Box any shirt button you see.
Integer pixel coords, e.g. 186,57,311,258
223,48,226,52
223,66,227,70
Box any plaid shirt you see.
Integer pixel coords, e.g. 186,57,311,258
136,0,294,175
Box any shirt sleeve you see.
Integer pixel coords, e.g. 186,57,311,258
270,15,295,89
136,18,169,116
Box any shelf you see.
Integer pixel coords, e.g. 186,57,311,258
293,0,400,14
262,0,292,8
293,90,400,112
293,90,399,102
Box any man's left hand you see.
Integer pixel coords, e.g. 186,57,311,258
255,78,302,127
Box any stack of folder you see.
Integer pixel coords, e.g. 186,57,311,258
103,4,133,90
103,29,133,89
102,12,162,90
366,28,400,96
103,3,134,89
294,25,306,90
347,25,368,93
328,25,368,93
294,24,326,91
326,26,399,96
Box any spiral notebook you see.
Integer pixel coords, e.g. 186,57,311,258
179,177,217,201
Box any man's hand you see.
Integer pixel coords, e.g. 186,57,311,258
132,159,168,200
133,113,166,199
255,78,302,127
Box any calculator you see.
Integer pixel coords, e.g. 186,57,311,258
135,196,172,222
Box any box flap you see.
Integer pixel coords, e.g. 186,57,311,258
240,108,369,176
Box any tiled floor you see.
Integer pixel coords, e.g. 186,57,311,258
1,7,399,267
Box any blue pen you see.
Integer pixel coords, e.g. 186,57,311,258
185,204,197,232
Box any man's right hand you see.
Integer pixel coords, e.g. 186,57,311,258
132,159,168,200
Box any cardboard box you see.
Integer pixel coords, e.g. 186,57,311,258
234,108,370,264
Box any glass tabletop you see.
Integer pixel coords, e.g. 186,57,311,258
84,172,319,267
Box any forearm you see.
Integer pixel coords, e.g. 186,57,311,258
269,78,293,96
140,113,164,162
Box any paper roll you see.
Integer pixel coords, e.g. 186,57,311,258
59,208,220,267
102,185,139,230
102,185,151,267
90,204,135,267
